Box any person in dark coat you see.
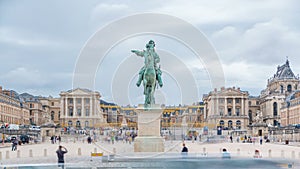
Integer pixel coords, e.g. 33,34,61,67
56,145,68,169
181,143,188,152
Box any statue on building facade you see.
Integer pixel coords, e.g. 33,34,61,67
131,40,163,106
254,110,263,123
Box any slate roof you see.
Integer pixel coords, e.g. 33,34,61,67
273,59,297,80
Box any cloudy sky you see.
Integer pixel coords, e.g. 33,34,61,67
1,0,300,105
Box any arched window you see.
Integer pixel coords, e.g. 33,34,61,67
51,111,55,121
280,85,284,93
287,84,292,92
68,120,72,127
76,120,81,128
236,120,241,129
219,120,224,127
228,120,233,129
273,102,278,116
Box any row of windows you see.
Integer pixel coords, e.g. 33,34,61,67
219,120,242,129
68,98,90,104
68,108,90,116
280,84,295,93
218,98,241,104
0,105,24,116
68,120,89,127
219,108,241,116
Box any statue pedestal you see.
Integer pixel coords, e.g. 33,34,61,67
134,104,164,152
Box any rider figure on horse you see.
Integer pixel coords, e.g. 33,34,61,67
131,40,163,88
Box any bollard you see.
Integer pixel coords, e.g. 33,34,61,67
113,148,116,154
281,150,284,158
78,148,82,156
237,148,240,155
268,149,272,158
94,148,97,153
291,151,295,159
202,147,207,156
0,151,2,160
44,149,47,157
17,150,20,158
29,149,33,157
298,152,300,159
6,150,9,159
74,138,76,143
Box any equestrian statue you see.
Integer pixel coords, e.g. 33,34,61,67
131,40,163,107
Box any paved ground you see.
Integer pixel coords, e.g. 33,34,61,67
1,137,300,166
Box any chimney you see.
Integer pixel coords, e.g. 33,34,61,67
237,87,240,91
214,88,217,92
233,86,235,90
0,86,2,93
221,87,225,91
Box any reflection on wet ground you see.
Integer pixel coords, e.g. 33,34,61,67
2,157,298,169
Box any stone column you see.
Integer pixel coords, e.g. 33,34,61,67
241,98,244,116
89,97,92,117
233,97,236,116
73,97,76,117
65,97,68,117
60,97,64,117
212,97,215,115
81,98,84,117
245,97,249,116
225,97,228,116
216,97,219,116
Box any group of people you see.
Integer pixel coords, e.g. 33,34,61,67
50,135,61,144
181,143,231,159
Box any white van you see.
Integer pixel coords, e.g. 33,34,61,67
8,124,19,130
29,125,41,131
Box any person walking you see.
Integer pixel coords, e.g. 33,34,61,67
56,145,68,169
11,138,18,151
57,136,61,144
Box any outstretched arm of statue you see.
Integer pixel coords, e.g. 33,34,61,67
131,50,143,57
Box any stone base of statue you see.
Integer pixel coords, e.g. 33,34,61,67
134,104,164,152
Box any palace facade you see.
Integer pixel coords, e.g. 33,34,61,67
280,91,300,126
59,88,105,128
100,103,204,129
1,59,299,130
203,87,250,130
0,86,30,125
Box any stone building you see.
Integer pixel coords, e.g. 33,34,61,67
39,97,61,124
203,87,249,130
248,96,260,125
260,59,299,127
19,93,48,126
161,104,204,128
0,86,30,125
280,90,300,126
59,88,105,128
